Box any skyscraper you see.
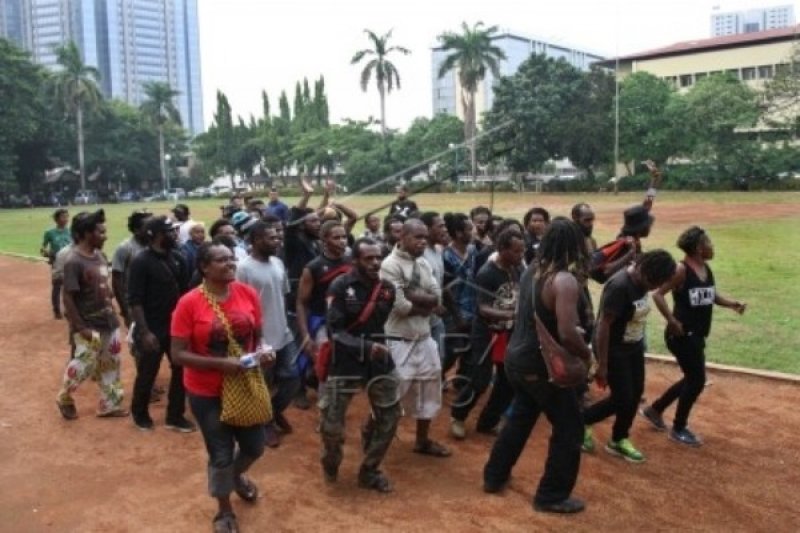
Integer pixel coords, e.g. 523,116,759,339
711,5,795,36
0,0,203,135
432,31,604,120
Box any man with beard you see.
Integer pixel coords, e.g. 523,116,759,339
56,210,127,420
571,203,597,252
381,219,451,458
236,222,301,447
127,216,195,432
523,207,550,265
320,238,399,492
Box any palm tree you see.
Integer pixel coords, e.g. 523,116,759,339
141,81,181,193
351,29,411,137
51,41,103,191
437,22,506,180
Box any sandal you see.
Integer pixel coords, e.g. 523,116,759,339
234,475,259,503
358,469,393,493
413,439,452,458
212,511,239,533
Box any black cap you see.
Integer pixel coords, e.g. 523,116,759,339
145,215,176,236
622,205,654,236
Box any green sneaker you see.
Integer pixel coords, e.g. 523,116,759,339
581,427,595,453
605,438,645,463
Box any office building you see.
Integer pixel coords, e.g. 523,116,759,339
432,31,605,119
0,0,203,135
711,4,795,36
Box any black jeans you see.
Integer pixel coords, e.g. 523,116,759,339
483,365,583,505
131,334,185,422
264,339,302,417
52,279,62,315
451,333,514,430
652,332,706,431
583,347,645,442
189,394,265,498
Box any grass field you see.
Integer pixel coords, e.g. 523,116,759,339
1,191,798,373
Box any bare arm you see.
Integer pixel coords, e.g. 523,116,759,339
602,243,636,278
295,177,314,210
111,271,129,323
478,302,514,323
552,273,593,362
593,311,615,386
295,268,316,354
330,202,358,234
171,337,241,374
653,263,686,336
714,292,747,314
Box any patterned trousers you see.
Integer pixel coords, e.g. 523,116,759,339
57,329,125,414
319,374,400,474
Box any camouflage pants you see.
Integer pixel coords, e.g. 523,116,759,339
57,329,124,414
319,374,400,474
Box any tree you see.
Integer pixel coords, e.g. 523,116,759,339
351,29,411,138
763,42,800,137
140,81,181,192
437,22,506,179
50,41,103,190
618,72,686,172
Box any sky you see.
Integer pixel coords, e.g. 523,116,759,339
197,0,799,131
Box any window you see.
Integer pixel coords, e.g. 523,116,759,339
775,63,790,76
694,72,707,82
679,74,693,88
725,69,740,80
758,65,773,79
742,67,756,81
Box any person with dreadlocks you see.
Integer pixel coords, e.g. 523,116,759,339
583,250,677,463
640,227,746,447
483,218,593,514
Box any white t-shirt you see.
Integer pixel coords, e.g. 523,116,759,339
177,218,197,246
235,254,293,349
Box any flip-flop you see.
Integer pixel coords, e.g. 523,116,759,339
413,440,452,458
234,475,259,503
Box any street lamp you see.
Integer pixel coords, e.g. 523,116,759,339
449,143,460,193
164,153,172,193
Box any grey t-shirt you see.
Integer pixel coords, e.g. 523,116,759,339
236,254,293,350
111,237,145,273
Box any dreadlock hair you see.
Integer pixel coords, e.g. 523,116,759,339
676,226,707,256
209,218,234,238
443,212,470,239
71,209,106,241
496,228,523,251
419,211,440,228
491,218,523,243
536,217,590,280
523,206,550,228
320,219,343,240
637,249,677,287
470,205,491,220
127,210,151,234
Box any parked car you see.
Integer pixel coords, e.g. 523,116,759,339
166,188,187,201
118,190,142,202
188,186,212,199
31,192,68,207
73,190,99,205
143,191,167,202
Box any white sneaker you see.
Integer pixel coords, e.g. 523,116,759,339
450,418,466,440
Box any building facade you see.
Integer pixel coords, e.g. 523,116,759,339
711,4,795,36
0,0,203,135
431,31,604,120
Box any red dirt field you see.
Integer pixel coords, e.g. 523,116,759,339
1,254,799,533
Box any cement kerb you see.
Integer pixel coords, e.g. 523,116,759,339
0,251,47,263
646,353,800,384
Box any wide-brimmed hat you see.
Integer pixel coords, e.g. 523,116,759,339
145,215,176,236
622,205,654,235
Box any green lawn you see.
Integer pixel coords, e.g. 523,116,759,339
1,191,798,373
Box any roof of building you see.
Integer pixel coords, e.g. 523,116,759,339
595,25,800,67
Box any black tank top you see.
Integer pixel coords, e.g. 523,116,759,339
672,261,715,338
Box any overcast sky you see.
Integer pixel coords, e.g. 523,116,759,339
197,0,798,131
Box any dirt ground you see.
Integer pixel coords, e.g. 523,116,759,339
1,251,799,533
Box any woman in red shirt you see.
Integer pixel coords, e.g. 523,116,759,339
171,242,268,533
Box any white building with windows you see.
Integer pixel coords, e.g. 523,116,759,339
711,4,795,36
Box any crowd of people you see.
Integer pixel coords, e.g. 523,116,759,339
41,180,747,532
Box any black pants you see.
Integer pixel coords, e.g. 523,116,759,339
51,279,62,315
583,348,645,442
651,333,706,431
451,333,514,430
483,365,582,505
131,334,186,422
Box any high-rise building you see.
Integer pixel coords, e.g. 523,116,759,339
0,0,203,135
431,31,604,120
711,5,795,36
